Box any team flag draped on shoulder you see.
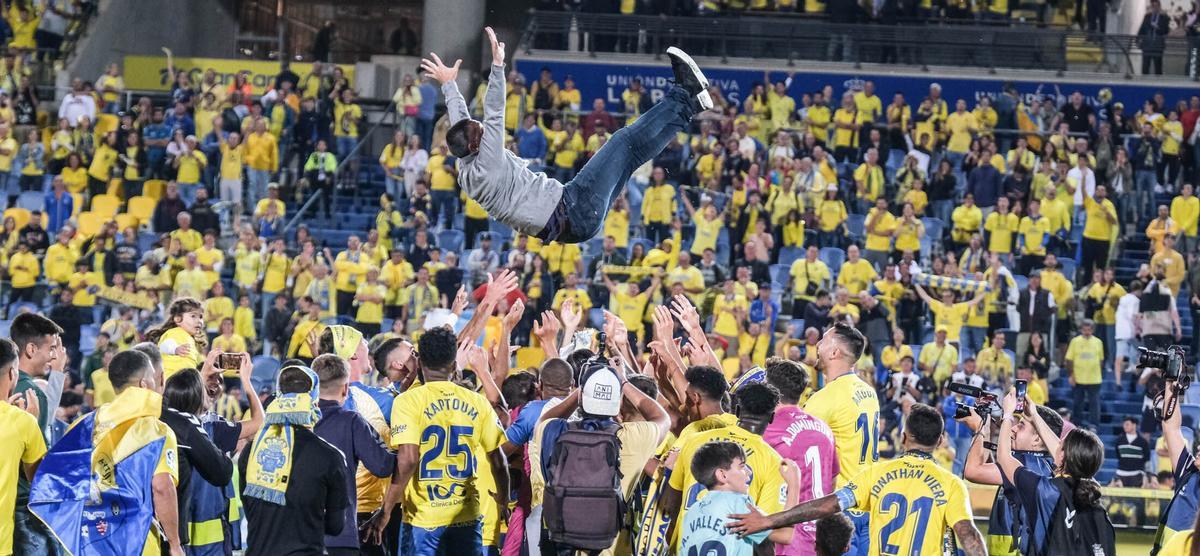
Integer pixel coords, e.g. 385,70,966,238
29,387,177,556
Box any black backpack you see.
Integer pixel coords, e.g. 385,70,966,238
1043,478,1117,556
542,419,625,550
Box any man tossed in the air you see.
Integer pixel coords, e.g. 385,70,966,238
421,27,712,243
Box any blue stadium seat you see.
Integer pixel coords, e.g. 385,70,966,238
16,191,43,212
778,246,804,268
1058,258,1077,280
769,264,789,288
819,247,846,276
490,220,513,243
437,229,465,255
1013,275,1028,292
788,319,805,337
846,214,866,241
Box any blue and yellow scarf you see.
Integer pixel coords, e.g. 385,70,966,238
244,366,321,505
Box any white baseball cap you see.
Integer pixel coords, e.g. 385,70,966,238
580,366,622,417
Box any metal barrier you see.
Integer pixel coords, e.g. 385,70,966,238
521,9,1200,77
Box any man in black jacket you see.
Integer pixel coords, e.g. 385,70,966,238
188,187,220,233
1015,270,1056,357
153,182,187,234
1139,0,1171,74
311,354,396,555
239,364,348,555
263,294,293,359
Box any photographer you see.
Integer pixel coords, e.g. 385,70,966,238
996,390,1116,556
1140,275,1183,351
1151,376,1200,553
959,396,1063,555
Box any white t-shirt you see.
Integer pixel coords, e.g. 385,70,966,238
1115,293,1141,340
1066,166,1096,207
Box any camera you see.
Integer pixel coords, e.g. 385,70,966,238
1140,345,1191,421
949,382,1001,420
1138,346,1187,380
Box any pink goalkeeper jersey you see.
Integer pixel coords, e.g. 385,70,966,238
763,405,838,556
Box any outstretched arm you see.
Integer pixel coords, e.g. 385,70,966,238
953,520,987,556
479,27,507,162
421,53,468,125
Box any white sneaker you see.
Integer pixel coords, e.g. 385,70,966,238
665,47,713,111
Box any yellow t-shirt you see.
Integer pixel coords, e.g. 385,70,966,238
929,300,971,342
945,111,977,153
865,209,896,252
43,243,78,284
689,213,723,256
604,208,630,248
853,92,882,123
234,306,256,340
804,373,880,487
840,452,973,556
175,151,207,184
1171,195,1200,236
984,212,1019,254
195,246,224,285
551,287,592,312
1066,335,1104,385
833,108,859,148
951,205,983,243
211,333,247,354
219,143,244,180
334,99,363,137
789,259,831,300
356,282,387,324
1162,120,1184,155
203,296,234,333
668,424,786,550
817,199,847,232
0,402,47,555
808,105,832,143
854,163,884,201
612,290,651,334
233,245,262,289
61,166,87,193
86,143,116,180
261,252,291,294
1082,195,1117,241
1018,216,1051,256
427,154,457,192
1085,282,1126,325
388,381,505,528
160,327,203,379
893,217,924,253
712,294,748,337
880,344,914,372
919,341,959,386
837,259,877,296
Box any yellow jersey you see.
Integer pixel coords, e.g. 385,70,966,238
1066,335,1104,385
838,451,973,556
160,327,203,379
668,424,786,549
1018,216,1051,256
789,259,830,301
1171,195,1200,236
984,212,1019,254
865,209,896,252
928,300,970,342
389,381,505,528
612,290,651,334
838,259,877,296
804,373,880,487
219,143,244,180
1082,195,1117,241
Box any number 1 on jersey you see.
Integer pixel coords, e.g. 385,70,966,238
855,412,879,464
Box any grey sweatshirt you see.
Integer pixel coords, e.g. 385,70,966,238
443,64,564,236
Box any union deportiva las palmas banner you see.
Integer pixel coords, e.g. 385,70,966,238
123,55,355,96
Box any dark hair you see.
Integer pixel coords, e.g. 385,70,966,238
734,382,780,419
905,403,944,447
131,342,163,374
59,390,82,408
108,350,153,391
628,374,658,400
501,372,539,409
765,357,807,403
446,119,478,158
828,321,866,360
317,328,339,357
278,366,314,394
145,297,207,349
815,514,855,556
0,338,17,373
540,358,574,393
163,368,205,415
372,337,407,377
565,349,596,381
1060,428,1104,509
691,441,746,489
685,366,729,402
417,326,457,372
1037,406,1065,438
312,354,349,391
10,313,62,357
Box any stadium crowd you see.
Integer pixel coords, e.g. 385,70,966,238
2,33,1200,555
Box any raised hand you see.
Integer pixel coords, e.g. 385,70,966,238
652,305,676,343
503,298,526,329
483,270,519,307
669,295,703,338
450,285,469,316
561,298,582,330
484,27,506,66
420,52,461,86
532,310,561,343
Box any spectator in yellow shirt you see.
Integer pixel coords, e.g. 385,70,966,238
1171,183,1199,254
891,204,925,256
551,272,593,313
1150,234,1186,296
355,267,388,337
642,168,677,244
837,245,877,296
244,119,278,202
815,184,847,246
854,148,885,212
1080,185,1118,280
602,270,659,344
788,245,831,317
914,283,986,345
984,196,1019,256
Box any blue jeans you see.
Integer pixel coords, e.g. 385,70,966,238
1135,169,1157,220
177,182,199,206
951,435,973,475
260,291,278,320
417,117,435,154
1074,383,1101,428
431,189,457,230
552,86,696,243
336,136,357,162
962,326,987,358
385,175,404,200
247,169,270,206
401,519,483,556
